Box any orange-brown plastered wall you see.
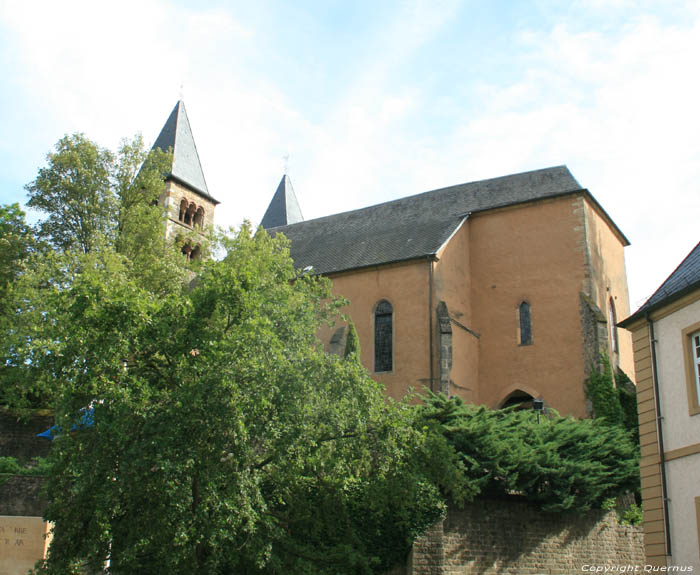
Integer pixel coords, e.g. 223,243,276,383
469,196,588,418
582,199,635,381
434,221,479,403
326,261,431,400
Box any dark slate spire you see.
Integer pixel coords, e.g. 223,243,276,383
261,174,304,229
152,100,219,204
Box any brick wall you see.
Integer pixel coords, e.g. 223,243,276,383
0,410,52,461
0,410,52,516
405,498,643,575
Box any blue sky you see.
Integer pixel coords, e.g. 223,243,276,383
1,0,699,310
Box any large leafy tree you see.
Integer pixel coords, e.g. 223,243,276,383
1,135,177,409
24,133,173,262
0,203,35,315
26,134,116,254
25,225,442,574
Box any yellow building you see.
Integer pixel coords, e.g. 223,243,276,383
620,241,700,569
262,166,633,418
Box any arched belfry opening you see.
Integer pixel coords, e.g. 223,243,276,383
151,100,220,244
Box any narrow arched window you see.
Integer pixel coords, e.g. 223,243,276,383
179,198,188,222
519,301,532,345
374,300,393,372
194,207,205,229
608,297,618,353
184,203,196,226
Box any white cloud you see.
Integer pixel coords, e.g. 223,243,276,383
1,0,697,310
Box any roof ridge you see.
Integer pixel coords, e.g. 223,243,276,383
268,165,580,231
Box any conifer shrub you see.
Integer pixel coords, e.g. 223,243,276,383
344,320,361,358
415,394,640,513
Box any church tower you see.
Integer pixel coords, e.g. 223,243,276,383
261,174,303,229
152,101,219,259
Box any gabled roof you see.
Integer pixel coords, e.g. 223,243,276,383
620,241,700,327
261,175,304,228
152,100,219,204
267,166,598,276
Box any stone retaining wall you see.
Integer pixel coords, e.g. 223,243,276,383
405,498,643,574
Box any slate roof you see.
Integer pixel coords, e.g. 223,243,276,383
261,175,304,228
620,241,700,326
152,101,219,204
266,165,613,276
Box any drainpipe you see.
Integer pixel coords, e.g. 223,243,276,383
428,257,435,392
647,314,672,556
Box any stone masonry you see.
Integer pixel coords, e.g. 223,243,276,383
402,498,643,575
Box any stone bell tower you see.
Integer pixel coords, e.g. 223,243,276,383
152,100,219,260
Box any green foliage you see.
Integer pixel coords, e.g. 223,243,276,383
344,320,361,358
0,203,36,318
585,355,624,426
26,134,117,254
1,134,185,409
416,394,640,513
616,368,639,443
619,503,643,526
0,456,51,476
19,224,441,575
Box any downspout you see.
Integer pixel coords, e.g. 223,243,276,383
429,257,435,392
647,314,672,556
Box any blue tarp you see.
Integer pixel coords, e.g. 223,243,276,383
37,407,94,440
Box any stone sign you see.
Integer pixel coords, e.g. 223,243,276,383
0,516,51,575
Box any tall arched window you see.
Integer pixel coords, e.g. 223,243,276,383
184,203,196,226
374,300,393,372
608,297,618,353
194,207,205,229
519,301,532,345
179,198,188,222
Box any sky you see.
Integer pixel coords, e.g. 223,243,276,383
1,0,698,312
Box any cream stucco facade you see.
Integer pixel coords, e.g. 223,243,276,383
647,297,700,568
620,242,700,569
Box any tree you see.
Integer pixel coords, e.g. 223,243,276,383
26,134,116,254
24,133,173,266
0,203,35,315
1,134,178,409
27,225,442,574
344,320,361,358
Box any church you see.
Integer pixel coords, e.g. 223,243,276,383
154,100,634,419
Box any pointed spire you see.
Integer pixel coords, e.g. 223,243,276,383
261,175,304,229
152,101,218,203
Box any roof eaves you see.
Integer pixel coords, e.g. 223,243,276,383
168,174,221,205
468,187,630,247
619,279,700,328
323,254,435,277
580,189,630,247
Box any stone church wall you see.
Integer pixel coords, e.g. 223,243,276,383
398,498,643,575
